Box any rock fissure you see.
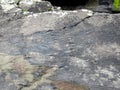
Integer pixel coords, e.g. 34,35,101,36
62,15,93,30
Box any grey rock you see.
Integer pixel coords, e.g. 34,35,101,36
0,9,120,90
0,72,17,90
0,0,53,13
28,1,53,13
20,10,90,35
36,83,55,90
0,0,19,12
19,1,53,13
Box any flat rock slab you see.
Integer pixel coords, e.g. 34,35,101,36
20,10,91,35
0,10,120,90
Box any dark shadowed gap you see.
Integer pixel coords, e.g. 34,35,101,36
46,0,90,10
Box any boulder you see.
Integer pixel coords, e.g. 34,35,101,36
0,4,120,90
19,0,53,13
0,0,53,13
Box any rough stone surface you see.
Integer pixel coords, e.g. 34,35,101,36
0,0,53,12
19,1,53,13
20,10,90,35
0,4,120,90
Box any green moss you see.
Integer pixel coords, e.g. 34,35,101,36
113,0,120,11
22,9,29,13
47,7,52,11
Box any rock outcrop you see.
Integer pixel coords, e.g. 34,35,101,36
0,0,53,13
0,0,120,90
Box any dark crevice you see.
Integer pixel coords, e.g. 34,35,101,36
62,16,92,30
46,0,89,10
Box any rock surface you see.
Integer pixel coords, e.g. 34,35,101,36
0,2,120,90
0,0,53,13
